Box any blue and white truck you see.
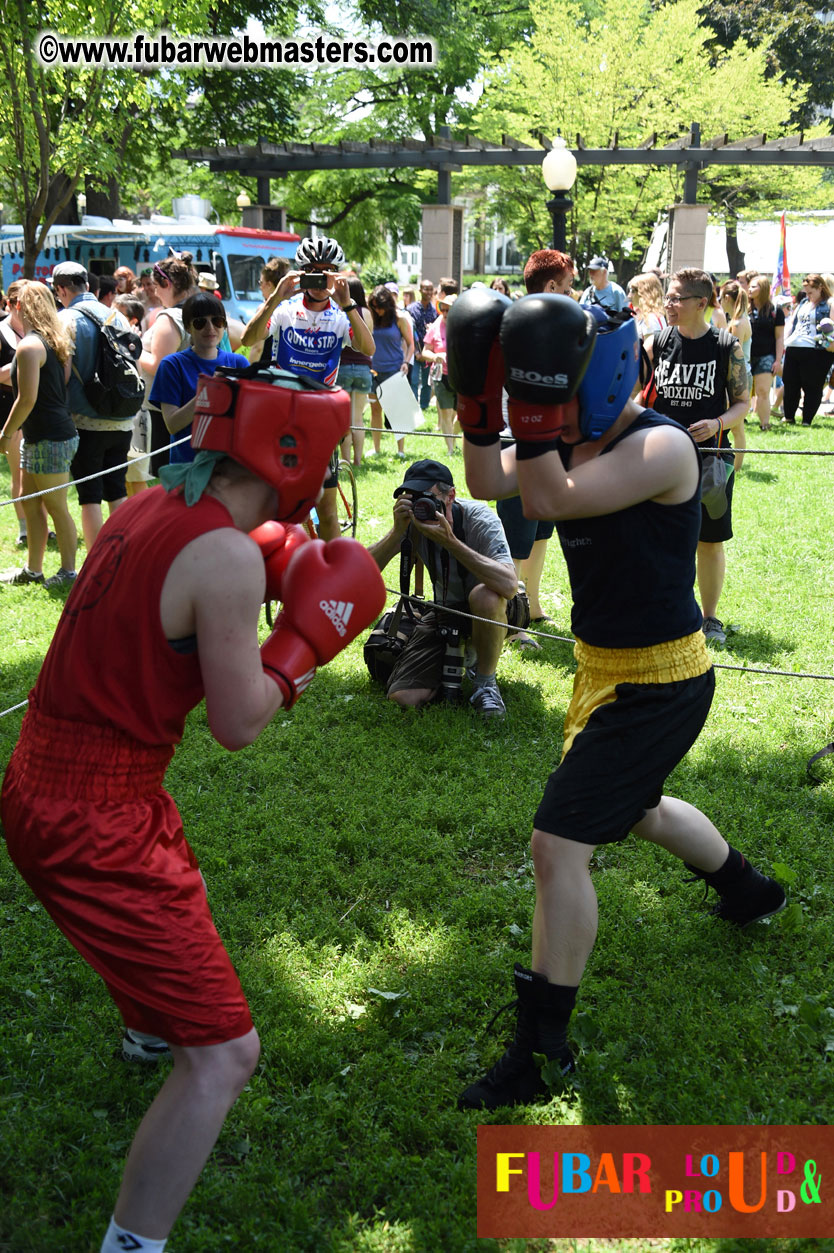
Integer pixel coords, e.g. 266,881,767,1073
0,207,300,323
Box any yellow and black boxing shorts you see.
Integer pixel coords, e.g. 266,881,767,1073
534,631,714,846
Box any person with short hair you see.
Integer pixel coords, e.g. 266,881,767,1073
51,261,134,551
453,291,785,1109
406,278,438,410
368,458,517,717
523,249,575,296
240,236,374,538
335,277,374,465
644,268,749,645
98,276,118,308
580,256,627,312
1,380,385,1251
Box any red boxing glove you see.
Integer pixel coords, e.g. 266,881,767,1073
261,538,386,707
249,521,310,603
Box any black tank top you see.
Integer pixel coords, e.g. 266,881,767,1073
11,333,76,443
556,410,703,648
651,326,731,450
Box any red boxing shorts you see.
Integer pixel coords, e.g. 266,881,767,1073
1,706,252,1047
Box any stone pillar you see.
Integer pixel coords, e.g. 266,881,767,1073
420,205,464,288
667,204,708,276
242,205,288,232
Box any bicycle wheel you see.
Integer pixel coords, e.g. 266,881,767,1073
336,459,358,537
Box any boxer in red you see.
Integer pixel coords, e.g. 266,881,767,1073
1,370,385,1252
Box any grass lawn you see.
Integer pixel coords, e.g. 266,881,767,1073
1,409,833,1252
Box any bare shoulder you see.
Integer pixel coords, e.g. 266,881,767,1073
173,526,263,590
161,527,264,639
18,333,46,361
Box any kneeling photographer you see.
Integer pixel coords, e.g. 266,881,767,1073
368,459,518,718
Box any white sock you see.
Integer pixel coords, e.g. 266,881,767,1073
473,672,497,688
101,1216,167,1252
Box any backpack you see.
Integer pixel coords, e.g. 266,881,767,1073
363,596,426,686
72,305,145,418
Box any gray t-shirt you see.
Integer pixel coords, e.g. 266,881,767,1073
412,498,512,607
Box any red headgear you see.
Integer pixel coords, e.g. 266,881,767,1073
191,368,350,523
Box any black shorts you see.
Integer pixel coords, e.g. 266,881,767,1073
71,427,132,505
699,458,734,544
534,634,714,845
496,494,555,560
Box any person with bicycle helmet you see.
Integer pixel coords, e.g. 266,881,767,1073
241,236,374,539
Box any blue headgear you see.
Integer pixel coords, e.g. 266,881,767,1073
577,307,640,440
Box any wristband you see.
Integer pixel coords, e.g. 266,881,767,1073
342,302,358,314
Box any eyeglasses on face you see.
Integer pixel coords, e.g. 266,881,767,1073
664,294,697,306
190,315,226,330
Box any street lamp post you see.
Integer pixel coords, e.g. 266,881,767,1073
541,136,578,252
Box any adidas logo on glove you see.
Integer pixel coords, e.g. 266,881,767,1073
320,599,354,636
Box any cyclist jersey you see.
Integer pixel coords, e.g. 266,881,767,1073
267,293,352,385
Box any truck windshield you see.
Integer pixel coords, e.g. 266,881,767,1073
227,253,265,301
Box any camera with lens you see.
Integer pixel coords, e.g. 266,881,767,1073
437,617,465,702
410,492,444,523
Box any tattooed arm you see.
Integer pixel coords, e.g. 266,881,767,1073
720,339,752,435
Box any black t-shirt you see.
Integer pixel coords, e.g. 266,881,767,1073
749,305,785,359
651,326,732,449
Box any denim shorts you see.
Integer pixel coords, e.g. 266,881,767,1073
751,354,775,377
336,362,373,394
21,434,79,476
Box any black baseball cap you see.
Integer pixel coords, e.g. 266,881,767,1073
393,459,454,497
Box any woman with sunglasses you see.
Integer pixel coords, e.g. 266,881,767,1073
368,285,414,457
139,253,199,474
148,294,248,465
781,273,834,426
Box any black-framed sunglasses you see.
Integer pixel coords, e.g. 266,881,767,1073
190,315,226,330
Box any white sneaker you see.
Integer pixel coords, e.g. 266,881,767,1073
470,682,506,719
122,1028,171,1063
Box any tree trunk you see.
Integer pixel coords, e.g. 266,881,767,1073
46,173,79,226
724,212,745,277
85,174,120,221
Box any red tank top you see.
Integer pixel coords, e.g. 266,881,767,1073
35,487,235,747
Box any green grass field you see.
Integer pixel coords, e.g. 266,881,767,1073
1,411,833,1252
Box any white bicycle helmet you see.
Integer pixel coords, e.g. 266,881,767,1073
295,236,345,269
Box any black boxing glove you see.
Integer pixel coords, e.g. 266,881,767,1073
501,295,596,442
446,289,512,442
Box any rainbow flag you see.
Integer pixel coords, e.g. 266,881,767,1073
771,212,791,300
